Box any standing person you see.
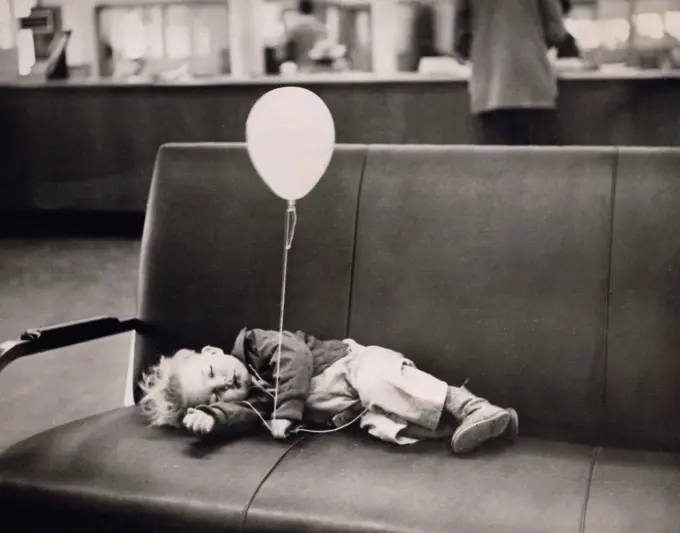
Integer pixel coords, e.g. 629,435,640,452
453,0,571,145
278,0,327,73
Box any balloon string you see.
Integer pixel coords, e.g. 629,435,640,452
241,399,368,436
272,201,296,422
286,205,297,250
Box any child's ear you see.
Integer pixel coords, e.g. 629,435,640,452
201,346,225,356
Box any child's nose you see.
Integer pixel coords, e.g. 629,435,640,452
212,376,229,388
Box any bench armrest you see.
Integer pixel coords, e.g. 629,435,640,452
0,316,141,374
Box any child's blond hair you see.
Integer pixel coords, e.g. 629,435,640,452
138,350,194,427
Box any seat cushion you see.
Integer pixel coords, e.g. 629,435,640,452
584,447,680,533
245,431,596,533
0,407,300,533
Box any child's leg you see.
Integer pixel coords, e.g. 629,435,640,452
348,344,518,453
394,367,518,453
348,345,450,432
359,409,444,445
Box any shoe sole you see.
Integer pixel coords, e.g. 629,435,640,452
504,408,519,439
452,411,510,454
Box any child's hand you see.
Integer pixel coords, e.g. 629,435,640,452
269,419,293,439
183,408,215,436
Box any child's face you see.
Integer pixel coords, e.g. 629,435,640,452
174,349,251,406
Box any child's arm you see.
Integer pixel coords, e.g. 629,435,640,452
184,402,262,440
245,329,314,423
539,0,569,49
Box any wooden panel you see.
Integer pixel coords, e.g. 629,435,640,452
1,77,679,213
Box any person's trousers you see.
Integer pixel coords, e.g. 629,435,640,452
476,108,559,146
305,339,450,445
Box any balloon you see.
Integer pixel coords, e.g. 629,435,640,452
246,87,335,201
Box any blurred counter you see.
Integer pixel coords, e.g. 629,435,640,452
2,70,679,213
4,68,680,86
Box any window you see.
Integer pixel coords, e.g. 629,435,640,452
164,5,191,60
0,0,14,50
96,2,230,79
263,0,373,72
11,0,34,18
17,27,34,74
11,0,38,74
565,0,680,72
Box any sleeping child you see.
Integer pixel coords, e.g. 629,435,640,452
139,327,518,454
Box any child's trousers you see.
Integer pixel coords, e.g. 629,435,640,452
305,339,450,445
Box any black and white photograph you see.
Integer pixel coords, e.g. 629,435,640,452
1,0,679,532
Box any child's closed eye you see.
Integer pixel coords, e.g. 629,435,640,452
210,381,232,403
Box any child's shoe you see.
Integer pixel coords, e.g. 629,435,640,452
504,407,519,440
446,385,512,454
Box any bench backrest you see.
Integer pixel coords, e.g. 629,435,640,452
132,143,680,452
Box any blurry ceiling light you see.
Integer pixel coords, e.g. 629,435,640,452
634,12,665,40
17,27,34,75
664,11,680,41
326,6,340,43
261,2,284,42
165,5,191,59
356,10,371,46
566,19,601,49
0,0,13,50
123,10,146,59
195,27,210,56
280,61,297,75
109,9,127,52
12,0,35,19
146,7,164,58
166,26,190,59
598,18,630,49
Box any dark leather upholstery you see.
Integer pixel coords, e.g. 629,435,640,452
584,448,680,533
132,143,366,402
350,146,616,444
604,148,680,452
246,431,595,533
2,144,680,533
0,407,301,532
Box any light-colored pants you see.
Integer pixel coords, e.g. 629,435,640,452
305,340,449,445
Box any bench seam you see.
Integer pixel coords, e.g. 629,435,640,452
599,147,619,445
580,446,602,533
344,146,369,338
240,434,309,533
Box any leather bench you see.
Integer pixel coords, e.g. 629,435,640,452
1,144,679,533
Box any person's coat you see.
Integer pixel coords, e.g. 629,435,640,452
453,0,569,114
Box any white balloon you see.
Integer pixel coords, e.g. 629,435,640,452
246,87,336,201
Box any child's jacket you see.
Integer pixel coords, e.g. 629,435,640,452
195,327,349,438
